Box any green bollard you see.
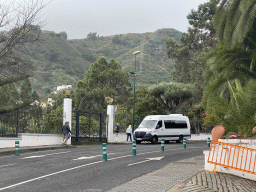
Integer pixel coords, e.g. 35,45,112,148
102,143,107,161
132,140,136,155
161,138,165,151
207,137,211,147
183,138,186,149
15,141,19,155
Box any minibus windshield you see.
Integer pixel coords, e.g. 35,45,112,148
138,120,157,129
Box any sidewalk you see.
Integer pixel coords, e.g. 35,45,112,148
107,155,206,192
169,171,256,192
1,145,255,191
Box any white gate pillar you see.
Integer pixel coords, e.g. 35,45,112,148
63,98,72,145
107,105,115,143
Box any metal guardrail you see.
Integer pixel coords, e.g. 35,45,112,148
208,140,256,175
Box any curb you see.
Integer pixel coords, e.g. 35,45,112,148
0,145,76,156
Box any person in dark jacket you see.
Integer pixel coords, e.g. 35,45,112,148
62,121,71,146
115,123,120,142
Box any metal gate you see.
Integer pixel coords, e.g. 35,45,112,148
73,93,107,142
73,110,106,142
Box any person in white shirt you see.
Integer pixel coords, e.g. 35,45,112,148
126,125,132,142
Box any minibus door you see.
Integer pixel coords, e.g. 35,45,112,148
155,120,164,137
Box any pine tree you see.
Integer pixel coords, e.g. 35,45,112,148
75,56,131,112
0,83,20,112
0,85,11,105
32,91,40,101
20,78,33,105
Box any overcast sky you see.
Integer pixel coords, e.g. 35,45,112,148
42,0,209,39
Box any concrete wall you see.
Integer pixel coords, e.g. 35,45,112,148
204,139,256,181
218,139,256,149
112,133,130,143
0,133,63,148
189,133,212,141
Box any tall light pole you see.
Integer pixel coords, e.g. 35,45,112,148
132,51,140,130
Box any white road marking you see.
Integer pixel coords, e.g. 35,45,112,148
127,156,164,166
20,151,71,159
135,148,180,156
47,151,71,156
20,155,46,159
73,153,115,160
0,155,14,159
74,155,101,160
0,163,17,168
26,149,68,155
0,160,103,191
107,154,133,160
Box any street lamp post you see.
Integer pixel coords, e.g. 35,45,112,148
132,51,140,130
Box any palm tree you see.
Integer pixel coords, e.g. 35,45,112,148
215,0,256,50
203,44,256,97
204,0,256,98
224,79,256,137
204,79,256,137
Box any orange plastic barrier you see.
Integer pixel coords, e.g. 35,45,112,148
207,140,256,175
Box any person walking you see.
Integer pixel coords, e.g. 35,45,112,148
62,121,71,146
115,123,120,142
126,125,132,142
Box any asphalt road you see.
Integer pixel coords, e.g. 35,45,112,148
0,141,208,191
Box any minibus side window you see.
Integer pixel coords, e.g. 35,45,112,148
156,120,162,129
164,120,187,129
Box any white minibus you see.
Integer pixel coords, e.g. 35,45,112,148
133,114,191,144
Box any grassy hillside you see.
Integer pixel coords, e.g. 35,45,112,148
25,28,182,99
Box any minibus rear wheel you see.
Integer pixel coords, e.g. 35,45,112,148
176,136,183,143
151,136,158,144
